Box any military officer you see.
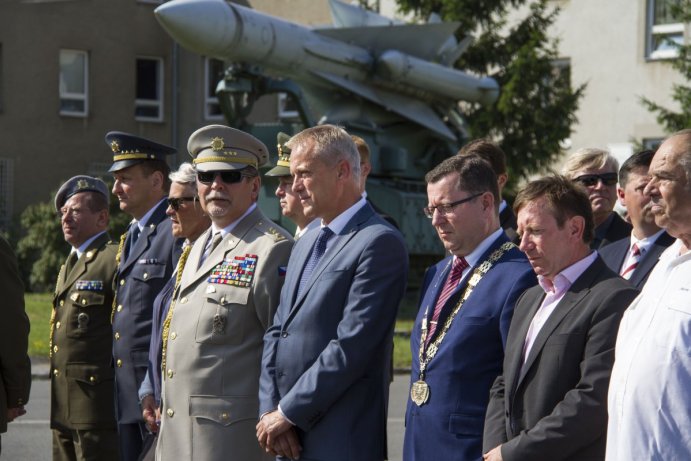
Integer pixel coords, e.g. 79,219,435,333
107,132,181,460
265,132,319,238
155,125,293,461
51,176,119,461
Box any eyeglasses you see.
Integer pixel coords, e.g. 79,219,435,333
197,170,245,185
423,192,483,218
573,173,618,187
167,196,196,211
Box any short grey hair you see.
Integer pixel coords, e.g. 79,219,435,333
287,124,361,182
169,162,197,189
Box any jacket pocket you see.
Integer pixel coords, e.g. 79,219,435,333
448,412,483,437
66,363,116,426
195,287,250,345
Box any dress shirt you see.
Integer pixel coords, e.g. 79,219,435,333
133,198,168,232
73,230,108,258
620,229,666,273
295,219,320,240
318,197,367,253
522,251,598,364
210,202,257,238
606,238,691,460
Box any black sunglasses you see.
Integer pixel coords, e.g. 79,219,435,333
197,170,245,185
573,173,618,187
167,196,196,211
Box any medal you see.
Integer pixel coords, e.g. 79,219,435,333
410,380,430,406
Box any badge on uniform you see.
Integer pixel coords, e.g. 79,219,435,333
208,254,258,287
138,258,160,265
278,266,287,277
75,280,104,291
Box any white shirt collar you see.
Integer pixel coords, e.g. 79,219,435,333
134,197,167,231
321,197,367,235
73,231,107,258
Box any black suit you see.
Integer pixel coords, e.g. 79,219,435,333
483,256,638,461
599,232,675,289
499,205,519,243
591,212,631,249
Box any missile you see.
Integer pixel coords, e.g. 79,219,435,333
154,0,499,140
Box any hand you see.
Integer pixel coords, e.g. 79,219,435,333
256,411,300,458
270,428,302,460
7,406,26,423
483,445,503,461
141,395,159,433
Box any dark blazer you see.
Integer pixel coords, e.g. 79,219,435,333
483,256,639,461
0,236,31,434
51,232,118,431
259,203,408,461
599,231,675,289
500,205,519,244
112,200,181,425
591,212,632,249
403,233,537,461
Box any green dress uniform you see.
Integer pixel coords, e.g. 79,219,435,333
51,232,119,461
0,236,31,454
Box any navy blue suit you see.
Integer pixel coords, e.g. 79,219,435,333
404,233,537,461
260,203,408,461
599,232,675,289
112,200,181,459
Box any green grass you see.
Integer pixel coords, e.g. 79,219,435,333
25,292,53,357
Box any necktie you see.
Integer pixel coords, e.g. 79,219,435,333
199,232,223,268
426,257,469,345
126,224,140,259
63,251,79,281
620,243,641,280
297,227,334,297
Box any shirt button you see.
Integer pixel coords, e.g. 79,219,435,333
116,359,123,367
167,409,174,417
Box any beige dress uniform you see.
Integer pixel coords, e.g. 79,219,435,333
156,207,293,461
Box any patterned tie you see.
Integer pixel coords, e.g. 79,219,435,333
297,227,334,297
620,243,641,280
199,231,223,268
426,257,469,345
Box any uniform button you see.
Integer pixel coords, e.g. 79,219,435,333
180,297,188,304
167,369,174,379
281,331,289,338
56,321,61,329
170,332,177,340
59,300,64,307
167,409,174,417
114,332,120,340
120,279,125,286
221,412,229,421
53,345,59,353
117,304,123,312
143,273,148,279
89,376,96,383
53,369,59,376
116,359,123,367
81,299,87,305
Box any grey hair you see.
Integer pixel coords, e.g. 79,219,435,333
286,124,361,182
169,162,197,189
562,148,619,178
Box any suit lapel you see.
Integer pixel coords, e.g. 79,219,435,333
58,233,109,298
630,232,674,287
506,288,544,398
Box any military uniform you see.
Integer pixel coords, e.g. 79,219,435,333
51,233,119,461
156,125,293,460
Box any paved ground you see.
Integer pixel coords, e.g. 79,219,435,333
2,359,410,461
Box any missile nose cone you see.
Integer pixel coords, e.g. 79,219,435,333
155,0,237,59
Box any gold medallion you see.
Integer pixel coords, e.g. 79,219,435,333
410,380,430,406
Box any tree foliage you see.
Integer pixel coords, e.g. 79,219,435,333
641,1,691,133
395,0,585,191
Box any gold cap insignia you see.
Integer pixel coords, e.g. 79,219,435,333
110,140,121,153
211,137,225,151
76,179,90,190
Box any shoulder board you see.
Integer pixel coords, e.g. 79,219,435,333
254,219,291,242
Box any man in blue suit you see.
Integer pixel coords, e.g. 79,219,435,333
599,150,674,289
106,132,181,460
403,155,537,461
257,125,409,461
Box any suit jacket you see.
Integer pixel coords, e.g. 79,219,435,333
51,232,118,431
156,207,293,461
500,205,519,244
0,236,31,434
599,232,675,289
403,233,537,461
483,256,639,461
112,200,181,424
591,212,632,250
259,203,408,461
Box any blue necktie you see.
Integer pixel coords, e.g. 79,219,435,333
297,227,334,297
126,224,140,259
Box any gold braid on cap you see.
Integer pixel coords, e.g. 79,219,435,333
160,244,193,377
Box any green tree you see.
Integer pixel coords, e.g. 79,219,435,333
395,0,585,191
641,1,691,133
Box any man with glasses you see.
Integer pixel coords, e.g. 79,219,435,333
107,132,181,460
563,148,632,249
403,155,536,461
156,125,292,461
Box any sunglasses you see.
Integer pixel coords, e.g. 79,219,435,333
573,173,618,187
197,170,245,185
167,196,196,211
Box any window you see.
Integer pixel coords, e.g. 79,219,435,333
647,0,684,59
0,158,13,232
204,57,225,120
59,49,88,116
278,93,299,119
135,57,163,122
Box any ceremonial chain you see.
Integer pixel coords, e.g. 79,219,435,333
411,242,515,406
110,232,127,323
160,244,192,377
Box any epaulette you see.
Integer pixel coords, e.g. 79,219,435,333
255,220,290,242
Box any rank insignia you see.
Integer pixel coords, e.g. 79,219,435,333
208,254,258,287
213,313,226,334
75,280,104,291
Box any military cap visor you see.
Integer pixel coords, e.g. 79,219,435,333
265,131,293,177
105,131,176,173
188,125,269,172
55,175,110,212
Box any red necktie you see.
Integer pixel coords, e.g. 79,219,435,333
426,257,469,345
620,243,641,280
